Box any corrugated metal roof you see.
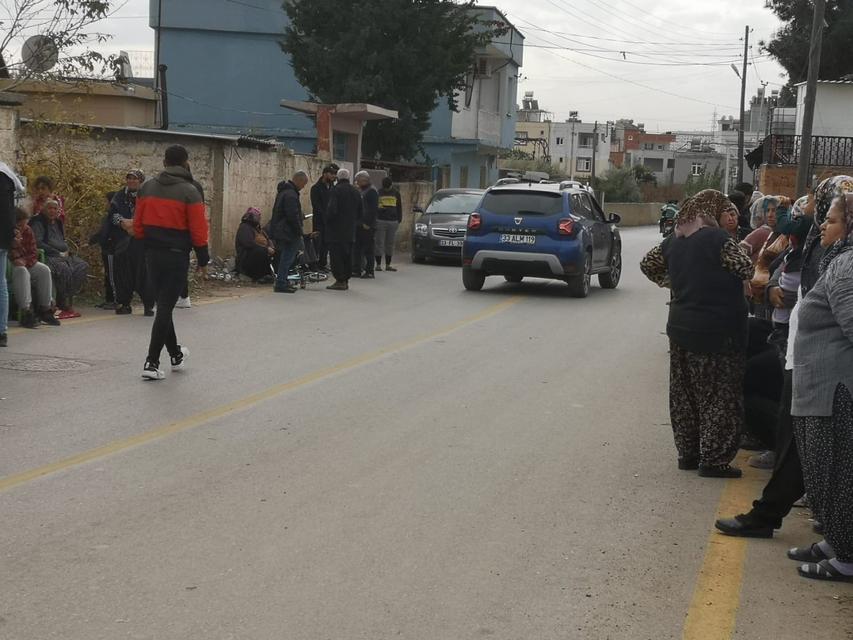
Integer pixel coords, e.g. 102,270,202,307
19,118,281,149
794,79,853,87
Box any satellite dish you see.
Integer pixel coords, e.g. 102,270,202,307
21,35,59,73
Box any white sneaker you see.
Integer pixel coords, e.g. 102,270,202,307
171,346,189,371
176,296,191,309
142,360,165,380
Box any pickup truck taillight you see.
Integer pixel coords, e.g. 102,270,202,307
467,213,482,231
558,218,575,236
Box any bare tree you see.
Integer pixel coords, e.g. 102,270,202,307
0,0,116,89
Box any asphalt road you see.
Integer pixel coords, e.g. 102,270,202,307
0,227,849,640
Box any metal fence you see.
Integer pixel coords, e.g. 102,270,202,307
763,135,853,167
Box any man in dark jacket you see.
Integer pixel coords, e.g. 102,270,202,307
310,164,338,270
110,170,155,316
324,168,363,291
270,170,309,293
0,164,19,347
134,145,210,380
375,176,403,272
353,171,378,278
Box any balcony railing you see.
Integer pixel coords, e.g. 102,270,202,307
762,135,853,168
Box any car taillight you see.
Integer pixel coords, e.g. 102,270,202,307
467,213,482,231
558,218,575,235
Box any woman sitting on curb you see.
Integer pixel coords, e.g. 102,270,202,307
29,198,88,319
9,208,59,328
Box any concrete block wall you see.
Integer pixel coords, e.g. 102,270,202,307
395,181,435,253
605,202,663,227
758,164,853,199
0,106,18,167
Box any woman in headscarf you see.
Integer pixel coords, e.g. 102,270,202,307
741,195,782,264
714,196,741,239
747,196,791,319
641,190,755,477
235,207,275,283
789,192,853,583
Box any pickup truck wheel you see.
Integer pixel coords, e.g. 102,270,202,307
504,275,523,284
598,250,622,289
462,266,486,291
567,252,591,298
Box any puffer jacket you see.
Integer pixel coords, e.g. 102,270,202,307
133,166,210,266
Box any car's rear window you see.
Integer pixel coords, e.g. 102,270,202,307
480,191,564,216
426,192,483,214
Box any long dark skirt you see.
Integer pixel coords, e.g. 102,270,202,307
669,341,746,468
238,246,274,281
45,255,88,308
794,384,853,562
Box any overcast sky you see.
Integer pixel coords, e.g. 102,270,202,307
56,0,790,133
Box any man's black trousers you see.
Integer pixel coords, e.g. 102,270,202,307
145,248,189,365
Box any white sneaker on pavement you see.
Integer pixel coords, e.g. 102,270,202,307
171,346,189,371
142,360,165,380
176,296,192,309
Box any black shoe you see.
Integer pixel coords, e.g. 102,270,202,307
19,309,37,329
0,333,7,347
678,458,699,471
326,281,348,291
715,515,774,538
698,465,743,478
375,264,383,271
144,307,155,317
361,272,375,279
274,284,297,293
115,305,132,315
39,310,61,326
385,265,397,272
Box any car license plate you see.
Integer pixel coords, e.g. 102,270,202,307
500,234,536,245
439,239,463,247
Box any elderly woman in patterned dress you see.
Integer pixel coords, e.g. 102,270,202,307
788,190,853,583
641,190,755,478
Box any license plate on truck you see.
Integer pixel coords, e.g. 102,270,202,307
439,239,463,247
500,234,536,245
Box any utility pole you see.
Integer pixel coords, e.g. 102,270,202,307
796,0,826,196
591,120,599,182
736,25,749,186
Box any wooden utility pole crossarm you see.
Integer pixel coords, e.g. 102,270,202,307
796,0,827,196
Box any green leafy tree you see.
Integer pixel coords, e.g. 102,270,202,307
683,165,725,198
0,1,115,87
593,166,641,203
281,0,505,160
762,1,853,104
632,164,658,186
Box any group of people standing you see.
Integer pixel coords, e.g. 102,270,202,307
235,166,403,293
0,171,90,347
641,176,853,584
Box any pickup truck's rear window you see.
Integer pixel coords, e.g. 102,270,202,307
480,191,564,216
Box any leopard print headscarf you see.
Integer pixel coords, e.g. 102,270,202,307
676,190,729,237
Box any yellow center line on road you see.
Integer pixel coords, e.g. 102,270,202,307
682,452,767,640
0,295,522,494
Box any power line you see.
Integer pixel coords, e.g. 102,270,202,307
598,0,736,38
517,39,761,66
510,16,739,110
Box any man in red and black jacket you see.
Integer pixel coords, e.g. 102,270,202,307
134,145,209,380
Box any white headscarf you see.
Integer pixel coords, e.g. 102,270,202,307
0,161,24,193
